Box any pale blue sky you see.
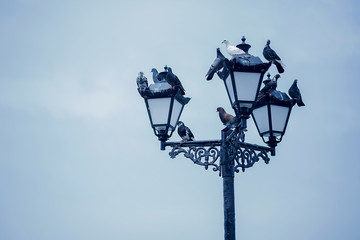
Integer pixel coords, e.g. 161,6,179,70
0,0,360,240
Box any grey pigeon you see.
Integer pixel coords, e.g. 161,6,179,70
222,39,246,57
217,107,234,126
205,48,226,80
136,72,148,91
177,121,195,142
166,67,185,95
288,79,305,106
263,40,286,73
151,68,161,83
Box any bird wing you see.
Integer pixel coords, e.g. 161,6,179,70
186,127,194,139
177,125,186,137
263,46,281,61
168,73,185,94
205,58,223,80
219,111,234,125
227,45,245,55
269,49,280,60
224,113,234,123
152,71,160,83
136,76,140,86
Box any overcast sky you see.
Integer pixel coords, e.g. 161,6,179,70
1,0,360,240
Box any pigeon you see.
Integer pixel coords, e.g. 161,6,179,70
136,72,148,91
263,40,286,74
222,39,246,57
177,121,195,142
217,107,234,126
259,74,279,95
205,48,226,80
166,67,185,95
288,79,305,106
227,115,240,128
151,68,162,83
273,74,281,82
260,80,277,96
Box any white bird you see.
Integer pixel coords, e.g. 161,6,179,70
222,39,246,57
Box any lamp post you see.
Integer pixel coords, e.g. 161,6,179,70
138,37,298,240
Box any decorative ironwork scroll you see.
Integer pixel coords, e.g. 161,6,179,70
225,128,272,173
163,129,274,175
233,147,270,172
168,145,221,174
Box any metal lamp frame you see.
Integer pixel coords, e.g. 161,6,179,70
252,93,295,147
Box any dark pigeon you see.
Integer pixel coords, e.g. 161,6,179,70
260,74,280,96
273,74,281,82
288,79,305,106
205,48,226,80
263,40,286,73
166,67,185,95
217,107,234,126
136,72,148,91
177,121,195,142
260,80,277,96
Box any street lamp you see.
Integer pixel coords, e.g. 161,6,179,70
137,36,301,240
221,37,271,117
252,90,295,148
138,87,190,149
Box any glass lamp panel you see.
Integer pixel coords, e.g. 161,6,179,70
233,72,261,103
270,105,290,134
252,105,269,135
154,125,166,131
169,99,183,129
225,75,235,104
147,98,171,125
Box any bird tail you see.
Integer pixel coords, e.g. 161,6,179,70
206,71,215,80
273,61,285,73
276,59,286,67
297,98,305,107
176,85,185,95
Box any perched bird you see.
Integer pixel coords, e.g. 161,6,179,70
166,67,185,94
217,107,234,126
260,74,279,95
288,79,305,106
222,39,246,57
260,80,277,96
263,40,286,73
227,115,240,128
205,48,226,80
136,72,148,91
177,121,195,142
273,74,281,82
151,68,161,83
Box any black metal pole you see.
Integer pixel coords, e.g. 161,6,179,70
221,130,236,240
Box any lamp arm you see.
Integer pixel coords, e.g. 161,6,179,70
165,140,222,174
161,131,275,175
